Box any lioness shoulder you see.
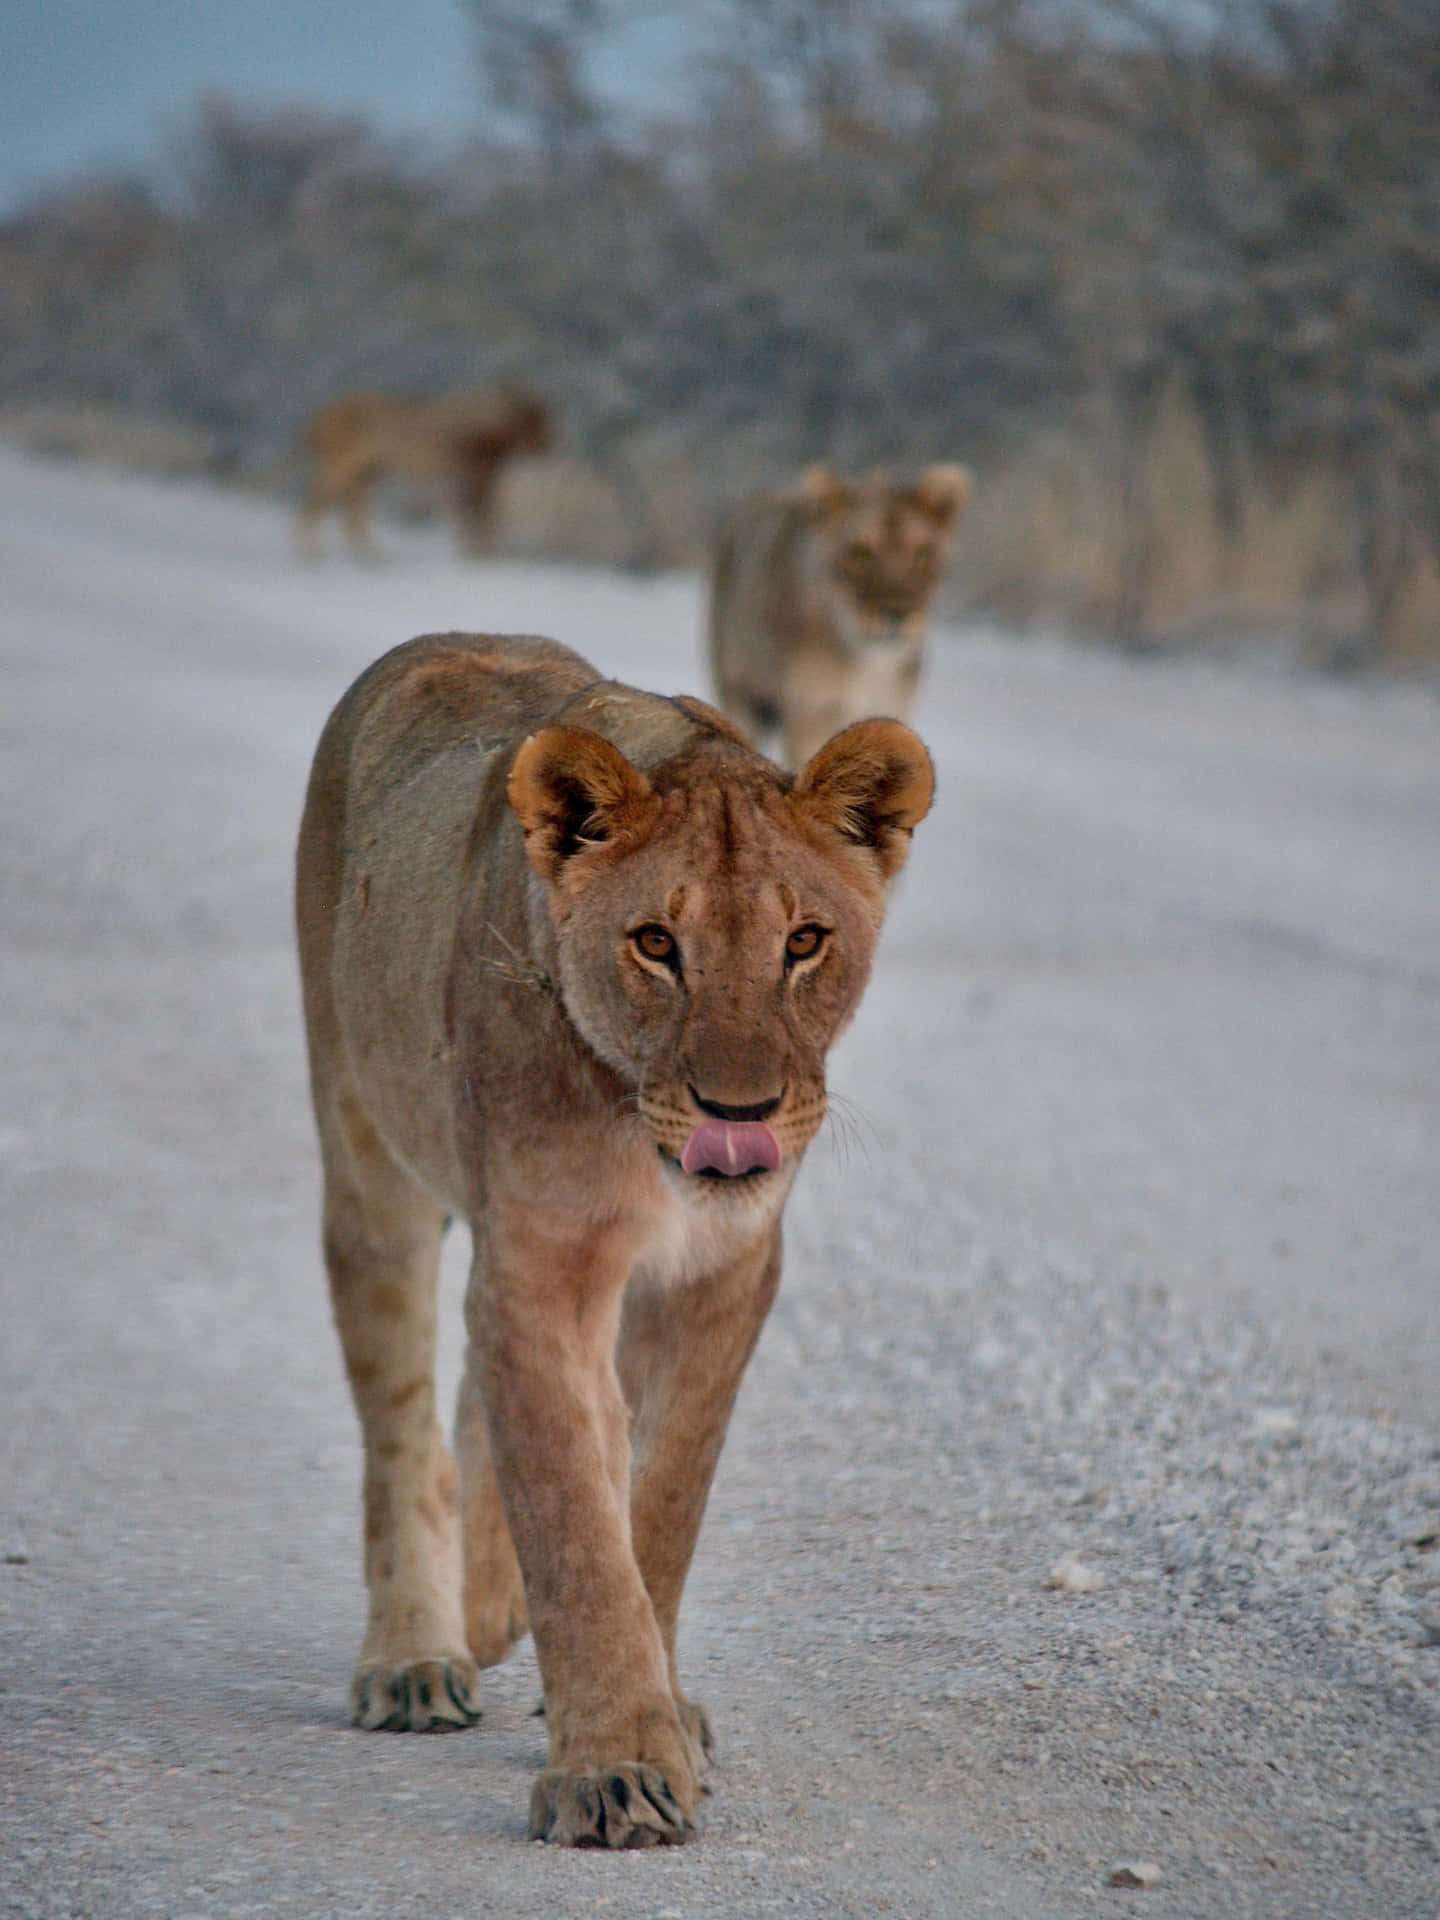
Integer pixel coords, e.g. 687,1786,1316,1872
709,462,971,767
295,631,932,1847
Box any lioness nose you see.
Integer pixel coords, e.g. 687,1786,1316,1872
689,1087,783,1124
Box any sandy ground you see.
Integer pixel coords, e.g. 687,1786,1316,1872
1,451,1437,1918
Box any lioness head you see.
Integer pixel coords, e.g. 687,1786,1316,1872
454,389,553,462
508,713,933,1191
798,462,971,643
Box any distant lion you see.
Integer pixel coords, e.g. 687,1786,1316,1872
296,385,552,559
709,463,972,767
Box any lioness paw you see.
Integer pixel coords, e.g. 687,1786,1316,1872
350,1654,481,1732
529,1762,695,1848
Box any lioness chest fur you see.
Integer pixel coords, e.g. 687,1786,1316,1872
709,462,971,768
295,632,932,1847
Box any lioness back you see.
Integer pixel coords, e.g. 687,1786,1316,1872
709,462,971,768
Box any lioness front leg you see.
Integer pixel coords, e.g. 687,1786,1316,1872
620,1231,784,1773
320,1096,481,1732
469,1236,698,1847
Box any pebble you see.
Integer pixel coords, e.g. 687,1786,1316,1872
1385,1509,1440,1548
1047,1553,1104,1593
1252,1407,1299,1442
1109,1861,1162,1889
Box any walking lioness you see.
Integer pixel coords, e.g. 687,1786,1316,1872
710,462,972,767
296,632,933,1846
295,385,552,558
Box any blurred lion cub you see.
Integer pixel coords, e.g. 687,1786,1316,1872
709,463,971,767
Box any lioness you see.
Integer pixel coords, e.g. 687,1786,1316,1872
296,632,933,1847
296,385,552,559
709,462,972,767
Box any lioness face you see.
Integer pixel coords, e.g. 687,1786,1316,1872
509,719,934,1194
808,463,972,644
563,784,877,1183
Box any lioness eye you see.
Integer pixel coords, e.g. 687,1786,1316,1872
633,924,676,964
786,924,826,962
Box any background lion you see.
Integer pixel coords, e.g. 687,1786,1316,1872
709,462,972,767
295,631,932,1846
295,384,552,559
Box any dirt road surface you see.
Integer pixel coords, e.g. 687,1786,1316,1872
2,452,1437,1918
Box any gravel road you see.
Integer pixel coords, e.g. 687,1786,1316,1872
1,452,1437,1918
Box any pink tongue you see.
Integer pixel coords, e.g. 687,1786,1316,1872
681,1119,782,1178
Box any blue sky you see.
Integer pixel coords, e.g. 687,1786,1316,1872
0,0,481,211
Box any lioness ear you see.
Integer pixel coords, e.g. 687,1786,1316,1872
792,718,935,881
508,726,656,883
796,463,855,513
913,462,973,529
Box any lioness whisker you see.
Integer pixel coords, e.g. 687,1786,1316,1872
480,923,555,996
478,958,539,987
818,1092,876,1169
827,1087,877,1131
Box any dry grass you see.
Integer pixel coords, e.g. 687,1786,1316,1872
1378,551,1440,668
939,388,1433,668
0,405,225,480
942,420,1128,630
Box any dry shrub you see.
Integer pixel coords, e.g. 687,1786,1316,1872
0,404,224,479
933,388,1435,667
941,426,1124,629
1121,388,1369,654
1381,557,1440,669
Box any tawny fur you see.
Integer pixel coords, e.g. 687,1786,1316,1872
295,632,932,1847
709,462,972,767
295,385,552,559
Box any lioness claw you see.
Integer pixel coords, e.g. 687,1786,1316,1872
529,1764,695,1848
351,1656,482,1732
